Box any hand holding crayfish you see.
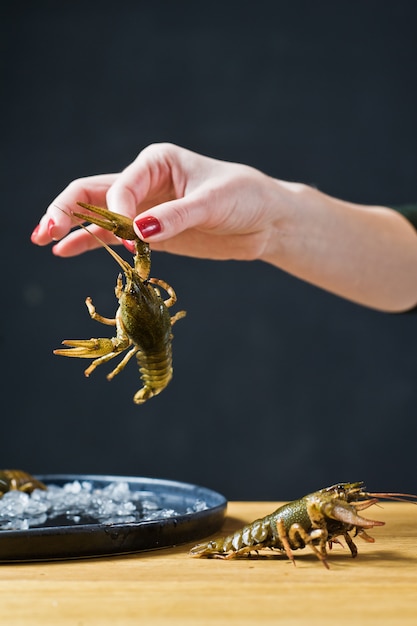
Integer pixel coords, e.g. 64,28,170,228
190,482,417,568
53,203,186,404
31,143,417,312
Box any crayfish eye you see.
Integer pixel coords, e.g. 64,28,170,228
328,483,348,499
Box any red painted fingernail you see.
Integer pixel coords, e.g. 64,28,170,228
134,216,161,238
122,239,136,254
30,224,40,242
47,218,56,239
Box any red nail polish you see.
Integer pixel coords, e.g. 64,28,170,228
122,239,136,254
47,218,56,239
134,216,161,238
30,224,40,242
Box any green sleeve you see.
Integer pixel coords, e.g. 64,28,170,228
389,203,417,230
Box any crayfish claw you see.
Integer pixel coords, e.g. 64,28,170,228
73,202,137,241
53,338,116,358
322,500,385,530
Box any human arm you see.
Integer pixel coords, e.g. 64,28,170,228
31,142,417,312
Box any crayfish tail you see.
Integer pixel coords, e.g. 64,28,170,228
134,348,173,404
189,540,224,558
134,385,163,405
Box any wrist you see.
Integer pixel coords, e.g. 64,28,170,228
259,179,318,265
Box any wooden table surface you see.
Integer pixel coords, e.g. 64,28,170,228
0,501,416,625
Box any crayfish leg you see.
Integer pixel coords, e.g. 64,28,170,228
148,277,177,308
276,518,296,565
224,543,269,559
357,529,376,543
343,532,358,558
224,548,248,559
84,350,126,377
352,498,379,512
85,297,117,326
170,310,187,326
287,522,330,569
107,345,140,381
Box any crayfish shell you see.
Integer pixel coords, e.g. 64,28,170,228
0,470,47,497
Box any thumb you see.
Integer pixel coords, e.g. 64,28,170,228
132,194,209,242
106,184,139,221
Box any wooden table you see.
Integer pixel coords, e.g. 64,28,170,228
0,501,416,625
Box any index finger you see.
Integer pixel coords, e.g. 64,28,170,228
32,173,119,245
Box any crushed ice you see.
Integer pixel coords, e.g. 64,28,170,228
0,481,208,531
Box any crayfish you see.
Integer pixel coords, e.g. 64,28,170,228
190,481,417,568
0,470,46,497
54,203,186,404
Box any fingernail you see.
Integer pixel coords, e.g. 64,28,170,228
30,224,40,242
122,239,136,254
134,216,161,238
47,218,57,239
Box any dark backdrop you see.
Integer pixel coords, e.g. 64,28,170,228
2,0,417,500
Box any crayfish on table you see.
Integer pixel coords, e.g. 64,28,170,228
190,481,417,568
0,470,46,497
54,202,186,404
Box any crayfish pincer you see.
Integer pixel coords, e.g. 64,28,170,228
54,202,186,404
190,482,417,568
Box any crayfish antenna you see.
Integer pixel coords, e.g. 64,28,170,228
367,492,417,504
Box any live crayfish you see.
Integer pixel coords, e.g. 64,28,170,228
0,470,46,497
190,482,417,568
54,202,186,404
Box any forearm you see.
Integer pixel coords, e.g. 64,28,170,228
261,182,417,312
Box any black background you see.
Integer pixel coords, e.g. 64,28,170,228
2,0,417,500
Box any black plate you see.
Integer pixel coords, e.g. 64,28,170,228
0,474,227,562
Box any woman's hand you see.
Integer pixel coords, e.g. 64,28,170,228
31,142,294,261
31,142,417,312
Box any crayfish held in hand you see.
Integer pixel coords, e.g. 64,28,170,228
190,482,417,568
54,203,186,404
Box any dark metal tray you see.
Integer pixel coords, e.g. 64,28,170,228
0,474,227,562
